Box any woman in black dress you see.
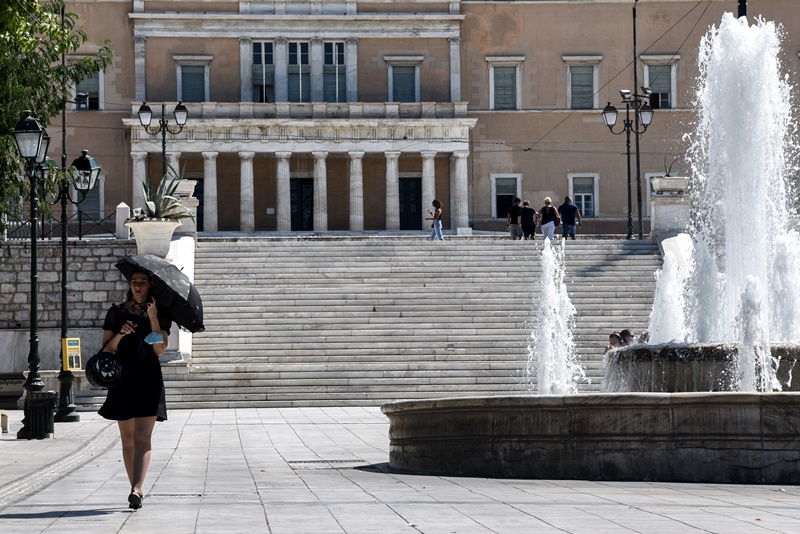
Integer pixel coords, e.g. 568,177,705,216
99,269,171,510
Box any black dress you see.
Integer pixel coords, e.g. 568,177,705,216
98,303,172,422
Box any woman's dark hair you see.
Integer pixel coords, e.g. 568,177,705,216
432,199,442,209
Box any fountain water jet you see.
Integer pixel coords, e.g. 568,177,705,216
383,13,800,483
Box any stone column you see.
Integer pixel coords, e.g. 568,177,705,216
240,37,253,103
134,35,146,102
385,151,401,231
313,152,328,232
449,37,461,102
348,151,365,231
202,151,218,232
239,151,255,232
310,38,324,102
421,150,437,230
274,37,288,102
449,153,456,230
276,152,292,231
131,152,148,212
452,151,470,233
345,38,359,102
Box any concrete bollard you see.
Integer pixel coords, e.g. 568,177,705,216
116,202,131,240
1,412,8,433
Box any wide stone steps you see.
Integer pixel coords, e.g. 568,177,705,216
153,237,661,408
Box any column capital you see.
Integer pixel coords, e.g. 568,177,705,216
311,37,324,46
348,151,365,159
385,151,401,160
134,35,147,45
449,36,461,44
452,151,469,160
131,151,148,161
346,37,359,45
275,151,292,159
202,151,219,160
312,151,328,159
239,151,256,160
275,36,288,45
421,150,438,159
239,36,252,44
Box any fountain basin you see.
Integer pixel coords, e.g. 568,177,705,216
382,393,800,483
604,343,800,392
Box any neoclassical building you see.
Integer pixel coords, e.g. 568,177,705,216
56,0,800,234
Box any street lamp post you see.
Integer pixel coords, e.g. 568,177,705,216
601,94,654,239
13,111,58,440
136,102,189,179
53,150,101,423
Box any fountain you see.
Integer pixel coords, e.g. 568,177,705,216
382,12,800,483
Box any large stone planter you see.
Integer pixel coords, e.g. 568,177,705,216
125,218,182,258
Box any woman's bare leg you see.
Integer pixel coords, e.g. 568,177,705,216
117,420,136,488
131,416,157,494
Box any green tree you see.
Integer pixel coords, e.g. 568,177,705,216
1,0,112,237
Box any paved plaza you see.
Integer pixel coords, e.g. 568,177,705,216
1,406,800,533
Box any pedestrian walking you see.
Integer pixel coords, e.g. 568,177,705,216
98,269,172,510
426,199,444,241
506,197,523,240
539,197,558,241
558,196,583,240
519,200,537,240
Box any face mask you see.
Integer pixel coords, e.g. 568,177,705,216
144,332,164,345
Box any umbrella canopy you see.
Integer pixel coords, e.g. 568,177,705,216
115,255,205,333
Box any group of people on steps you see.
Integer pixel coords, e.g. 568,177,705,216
507,196,583,241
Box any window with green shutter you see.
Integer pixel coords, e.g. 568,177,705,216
495,177,518,219
288,42,310,102
493,66,517,110
392,66,416,103
647,64,672,109
181,66,206,102
570,66,594,109
323,42,346,103
253,42,275,103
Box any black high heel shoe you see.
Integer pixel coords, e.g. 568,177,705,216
128,490,143,510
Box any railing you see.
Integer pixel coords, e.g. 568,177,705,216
2,211,117,241
130,101,470,121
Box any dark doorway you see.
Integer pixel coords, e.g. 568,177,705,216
399,178,422,230
193,179,204,231
291,178,314,231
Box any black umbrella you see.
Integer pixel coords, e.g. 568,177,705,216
115,255,205,333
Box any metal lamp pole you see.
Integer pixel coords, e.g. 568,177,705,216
137,102,189,179
53,150,101,423
13,111,57,440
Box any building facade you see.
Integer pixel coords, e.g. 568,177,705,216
55,0,800,235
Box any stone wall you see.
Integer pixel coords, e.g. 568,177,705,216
1,240,136,330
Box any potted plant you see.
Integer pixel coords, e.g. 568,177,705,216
125,170,195,258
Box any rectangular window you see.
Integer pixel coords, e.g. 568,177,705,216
288,42,310,103
323,42,346,103
494,177,519,219
572,176,596,217
570,65,594,110
181,65,206,102
76,72,100,110
647,64,672,109
253,41,275,103
392,66,416,103
493,66,517,111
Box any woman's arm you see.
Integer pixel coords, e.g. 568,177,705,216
146,296,168,356
102,321,135,354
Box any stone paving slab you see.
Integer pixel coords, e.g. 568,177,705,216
2,407,800,533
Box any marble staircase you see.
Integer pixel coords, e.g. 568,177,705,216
155,237,661,408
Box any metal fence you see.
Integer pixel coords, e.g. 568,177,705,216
2,211,116,241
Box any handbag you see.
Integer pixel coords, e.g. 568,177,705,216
84,336,124,389
553,208,561,228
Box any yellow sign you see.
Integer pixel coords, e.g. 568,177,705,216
62,338,82,371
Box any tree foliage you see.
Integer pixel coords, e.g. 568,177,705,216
0,0,112,236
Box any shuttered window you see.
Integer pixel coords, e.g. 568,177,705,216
392,66,416,103
323,42,346,103
288,42,310,102
570,66,594,109
253,42,275,103
181,66,206,102
493,66,517,110
648,64,672,109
